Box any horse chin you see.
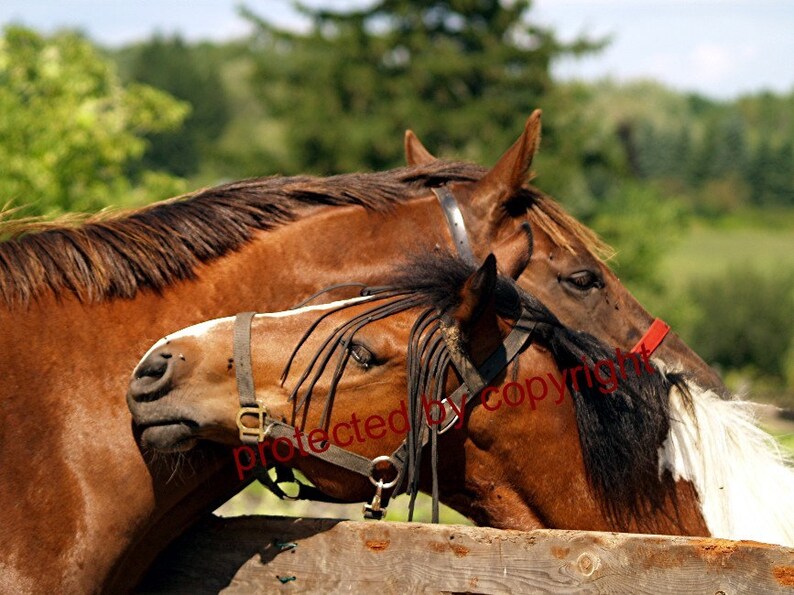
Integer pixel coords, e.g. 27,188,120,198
140,421,199,453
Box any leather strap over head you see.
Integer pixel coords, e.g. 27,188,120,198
433,186,476,265
233,311,258,407
435,310,536,435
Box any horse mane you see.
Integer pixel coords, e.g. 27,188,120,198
286,251,687,529
0,161,609,307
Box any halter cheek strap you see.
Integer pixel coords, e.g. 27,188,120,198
233,311,258,408
433,186,476,265
630,318,670,356
234,312,375,460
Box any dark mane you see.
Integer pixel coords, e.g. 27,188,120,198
0,160,610,308
395,255,691,530
288,251,688,528
391,252,689,528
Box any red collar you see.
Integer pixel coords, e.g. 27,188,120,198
630,318,670,356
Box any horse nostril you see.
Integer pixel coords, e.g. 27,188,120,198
134,352,172,380
129,350,176,402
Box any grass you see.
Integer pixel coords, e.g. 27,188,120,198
660,220,794,292
652,213,794,409
215,476,471,524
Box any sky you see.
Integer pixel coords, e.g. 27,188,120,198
1,0,792,99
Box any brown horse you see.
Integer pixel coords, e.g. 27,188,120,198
127,252,794,545
1,112,726,592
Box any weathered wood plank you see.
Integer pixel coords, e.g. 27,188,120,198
137,515,794,594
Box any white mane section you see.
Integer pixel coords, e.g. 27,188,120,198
658,370,794,547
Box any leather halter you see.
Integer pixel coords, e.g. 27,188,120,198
233,306,536,520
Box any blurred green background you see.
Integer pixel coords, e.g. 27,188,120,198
1,1,792,519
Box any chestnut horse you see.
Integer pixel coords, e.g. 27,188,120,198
1,112,725,592
128,252,794,545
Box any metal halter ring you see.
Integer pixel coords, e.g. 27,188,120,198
368,455,399,489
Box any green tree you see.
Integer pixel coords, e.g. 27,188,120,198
746,139,794,206
126,35,231,177
243,0,602,174
684,265,794,379
0,26,189,217
688,114,749,188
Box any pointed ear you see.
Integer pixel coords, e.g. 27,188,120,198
404,130,436,165
492,222,533,280
449,254,498,335
471,110,542,224
445,255,506,365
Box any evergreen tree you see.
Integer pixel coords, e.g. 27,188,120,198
747,140,794,206
699,114,748,182
243,0,602,174
128,35,231,177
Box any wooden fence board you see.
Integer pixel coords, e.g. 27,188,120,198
138,515,794,594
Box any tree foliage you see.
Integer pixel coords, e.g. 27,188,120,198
0,26,189,217
589,181,688,288
242,0,602,174
683,265,794,380
585,82,794,211
125,35,232,177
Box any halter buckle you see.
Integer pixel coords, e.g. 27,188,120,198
236,402,273,443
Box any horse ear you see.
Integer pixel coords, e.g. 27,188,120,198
492,222,533,280
450,254,498,335
404,130,436,165
471,110,542,225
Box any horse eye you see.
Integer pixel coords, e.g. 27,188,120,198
564,270,603,291
349,343,374,369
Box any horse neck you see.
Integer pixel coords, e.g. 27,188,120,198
0,279,257,591
438,351,709,536
0,195,451,591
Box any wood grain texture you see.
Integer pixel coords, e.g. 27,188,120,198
137,516,794,594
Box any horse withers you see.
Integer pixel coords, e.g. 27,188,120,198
127,252,794,546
